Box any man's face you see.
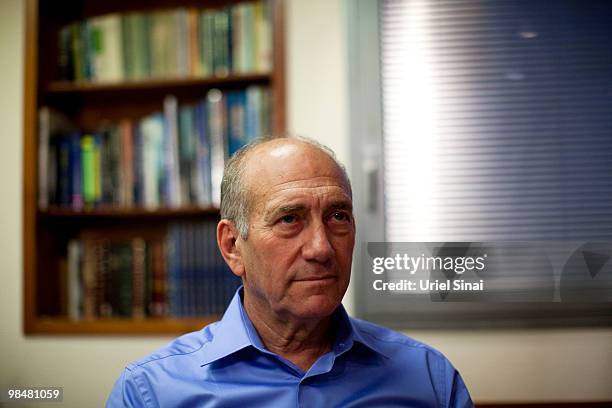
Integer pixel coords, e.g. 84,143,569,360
237,142,355,321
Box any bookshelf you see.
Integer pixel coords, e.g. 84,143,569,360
23,0,286,335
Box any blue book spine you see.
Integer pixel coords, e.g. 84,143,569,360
70,132,83,210
93,132,103,206
167,223,179,317
227,90,247,156
59,136,72,207
180,223,190,317
178,106,196,204
154,113,165,208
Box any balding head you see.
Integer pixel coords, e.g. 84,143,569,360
220,136,352,239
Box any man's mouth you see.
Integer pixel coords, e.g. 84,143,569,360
294,275,337,282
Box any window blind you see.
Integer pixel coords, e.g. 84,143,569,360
381,0,612,242
358,0,612,326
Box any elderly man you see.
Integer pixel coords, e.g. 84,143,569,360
107,137,473,407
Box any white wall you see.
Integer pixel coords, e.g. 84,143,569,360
1,0,611,406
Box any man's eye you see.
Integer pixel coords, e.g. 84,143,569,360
331,211,350,222
280,214,298,224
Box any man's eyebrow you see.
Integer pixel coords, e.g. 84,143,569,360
328,201,353,212
264,204,307,222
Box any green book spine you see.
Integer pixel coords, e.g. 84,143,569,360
200,11,215,77
123,13,151,80
255,1,272,72
93,134,102,204
149,12,167,78
231,4,244,73
213,9,230,76
70,22,84,81
243,3,254,73
81,134,95,204
121,14,135,80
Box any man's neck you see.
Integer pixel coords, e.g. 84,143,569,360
242,293,333,373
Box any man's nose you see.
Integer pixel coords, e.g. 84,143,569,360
302,221,334,263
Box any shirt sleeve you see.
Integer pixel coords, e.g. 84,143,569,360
445,361,474,408
106,368,151,408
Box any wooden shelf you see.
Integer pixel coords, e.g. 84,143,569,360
46,73,271,94
38,206,220,219
26,316,219,335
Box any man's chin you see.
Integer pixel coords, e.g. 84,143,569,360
290,294,342,320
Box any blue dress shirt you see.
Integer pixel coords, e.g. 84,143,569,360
107,289,473,407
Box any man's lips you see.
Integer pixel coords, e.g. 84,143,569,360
294,275,337,282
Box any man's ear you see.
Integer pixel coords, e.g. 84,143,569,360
217,219,245,278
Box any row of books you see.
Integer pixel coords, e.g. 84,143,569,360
38,86,271,210
57,1,271,83
62,221,241,320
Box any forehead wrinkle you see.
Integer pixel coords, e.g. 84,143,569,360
264,177,351,196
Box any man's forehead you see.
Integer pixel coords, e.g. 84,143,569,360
242,140,349,194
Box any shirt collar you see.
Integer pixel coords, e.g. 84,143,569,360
198,287,253,366
333,303,390,359
199,287,388,366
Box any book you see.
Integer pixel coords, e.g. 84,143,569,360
150,239,168,317
149,11,171,78
200,10,215,77
40,85,270,210
58,136,73,206
207,89,227,207
57,1,272,83
242,3,255,73
132,238,146,319
254,1,272,73
231,4,246,74
96,239,112,317
57,25,74,81
140,113,164,209
194,101,212,207
81,239,97,319
163,95,182,207
122,12,151,80
88,13,124,82
38,107,74,209
227,89,247,155
111,241,133,317
67,239,82,320
81,134,96,206
119,119,134,207
213,8,231,77
187,8,202,77
178,105,197,204
176,9,190,78
70,132,83,210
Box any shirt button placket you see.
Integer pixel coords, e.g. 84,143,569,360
297,377,312,408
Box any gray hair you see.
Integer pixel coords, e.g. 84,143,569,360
220,135,352,239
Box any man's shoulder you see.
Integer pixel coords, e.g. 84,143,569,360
350,317,449,361
126,321,220,371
